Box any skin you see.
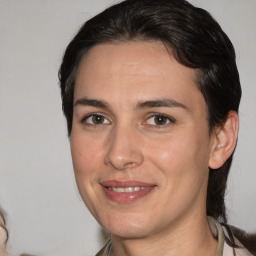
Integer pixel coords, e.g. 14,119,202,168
70,41,237,256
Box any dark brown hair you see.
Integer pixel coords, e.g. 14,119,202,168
58,0,255,254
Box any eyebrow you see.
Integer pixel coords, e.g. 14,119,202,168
74,97,189,112
136,98,189,111
74,97,110,110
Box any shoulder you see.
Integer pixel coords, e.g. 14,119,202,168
223,241,253,256
95,240,112,256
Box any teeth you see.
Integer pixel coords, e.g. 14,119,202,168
113,187,125,192
124,187,133,192
111,186,143,193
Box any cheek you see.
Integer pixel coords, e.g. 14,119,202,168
147,128,211,181
70,133,104,178
70,133,105,212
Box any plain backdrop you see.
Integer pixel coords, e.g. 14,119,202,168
0,0,255,255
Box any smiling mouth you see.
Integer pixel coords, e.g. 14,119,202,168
106,186,151,193
101,181,156,203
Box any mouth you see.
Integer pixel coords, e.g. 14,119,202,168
100,180,156,204
107,186,150,192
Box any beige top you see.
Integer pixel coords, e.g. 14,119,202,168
95,217,252,256
223,240,252,256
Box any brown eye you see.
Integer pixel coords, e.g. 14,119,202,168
154,115,168,125
84,114,110,125
145,114,174,126
92,115,105,124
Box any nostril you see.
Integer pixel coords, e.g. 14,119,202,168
124,162,138,168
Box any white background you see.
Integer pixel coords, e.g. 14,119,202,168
0,0,255,255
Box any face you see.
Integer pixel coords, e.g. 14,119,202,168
70,41,216,239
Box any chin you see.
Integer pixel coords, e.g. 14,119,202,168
108,226,151,239
99,212,154,239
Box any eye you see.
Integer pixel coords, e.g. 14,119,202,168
145,114,174,126
82,114,110,125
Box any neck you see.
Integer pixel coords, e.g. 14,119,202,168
111,214,218,256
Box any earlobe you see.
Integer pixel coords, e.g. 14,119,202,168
208,111,239,169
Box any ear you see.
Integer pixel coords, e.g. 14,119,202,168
208,111,239,169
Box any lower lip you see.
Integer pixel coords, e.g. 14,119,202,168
102,186,155,204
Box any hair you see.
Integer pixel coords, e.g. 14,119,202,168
59,0,256,254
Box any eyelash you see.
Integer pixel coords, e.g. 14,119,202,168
143,113,175,128
81,113,111,126
80,113,175,127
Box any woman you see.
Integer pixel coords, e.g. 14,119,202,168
0,211,7,256
58,0,256,255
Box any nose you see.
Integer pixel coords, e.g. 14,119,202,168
104,125,144,170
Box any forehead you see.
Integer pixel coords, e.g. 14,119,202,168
77,41,197,83
75,41,205,112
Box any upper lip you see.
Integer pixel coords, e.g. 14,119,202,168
100,180,156,188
